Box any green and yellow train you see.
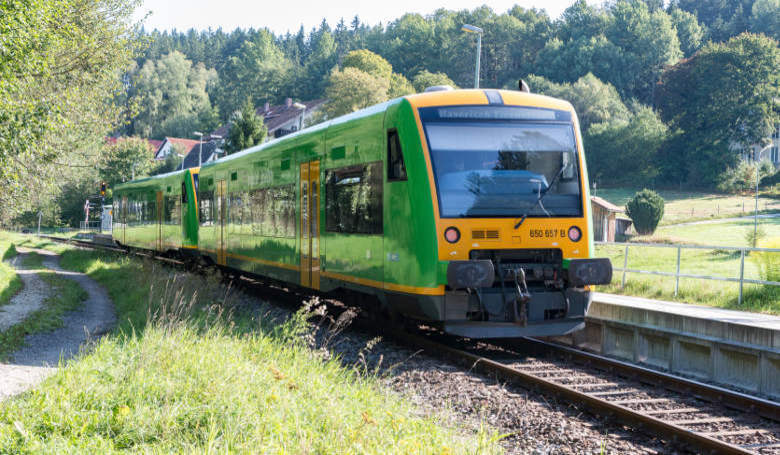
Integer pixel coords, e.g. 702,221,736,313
112,88,612,338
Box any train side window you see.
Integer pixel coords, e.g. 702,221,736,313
325,162,383,234
387,129,407,181
181,182,188,203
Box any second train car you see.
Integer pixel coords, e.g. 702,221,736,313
113,87,612,338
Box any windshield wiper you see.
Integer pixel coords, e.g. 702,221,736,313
514,163,566,229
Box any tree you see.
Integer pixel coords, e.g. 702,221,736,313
0,0,140,221
656,33,780,186
750,0,780,41
525,74,630,131
626,189,665,235
412,70,457,92
342,49,393,80
585,105,669,186
213,30,290,119
388,73,414,98
225,100,267,154
669,7,706,57
100,138,156,188
603,0,682,102
674,0,755,42
128,51,219,139
324,67,390,118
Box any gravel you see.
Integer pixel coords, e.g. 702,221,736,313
235,292,674,454
0,248,116,400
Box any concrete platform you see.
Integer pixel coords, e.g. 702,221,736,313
556,293,780,400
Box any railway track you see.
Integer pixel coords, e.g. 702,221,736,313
38,234,780,454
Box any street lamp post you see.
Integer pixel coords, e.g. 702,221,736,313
292,102,306,130
753,144,772,246
461,24,483,89
194,131,203,167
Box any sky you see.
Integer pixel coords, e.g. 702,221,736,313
133,0,598,35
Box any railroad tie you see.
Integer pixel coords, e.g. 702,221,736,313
642,407,703,415
610,398,671,405
666,417,735,426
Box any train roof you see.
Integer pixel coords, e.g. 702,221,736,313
179,88,578,172
113,168,190,192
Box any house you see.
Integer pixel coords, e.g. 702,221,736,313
210,98,326,144
591,196,632,242
153,137,201,161
734,123,780,168
105,137,163,158
178,141,221,170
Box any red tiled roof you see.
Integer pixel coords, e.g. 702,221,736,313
165,137,200,152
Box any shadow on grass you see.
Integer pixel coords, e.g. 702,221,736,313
2,244,17,261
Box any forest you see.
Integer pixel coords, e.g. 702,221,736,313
1,0,779,227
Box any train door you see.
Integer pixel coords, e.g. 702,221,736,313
156,191,163,251
299,161,320,289
216,179,227,265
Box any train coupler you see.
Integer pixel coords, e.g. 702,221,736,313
510,268,531,326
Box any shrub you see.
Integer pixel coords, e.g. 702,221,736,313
752,237,780,282
625,189,665,235
745,225,767,247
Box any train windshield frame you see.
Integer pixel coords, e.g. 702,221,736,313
419,105,584,219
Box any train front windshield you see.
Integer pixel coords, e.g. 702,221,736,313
420,105,583,218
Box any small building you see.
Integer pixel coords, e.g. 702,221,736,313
153,137,201,161
733,122,780,168
591,196,626,242
177,141,221,170
210,98,326,144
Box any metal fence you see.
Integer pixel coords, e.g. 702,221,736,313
79,221,103,232
595,241,780,305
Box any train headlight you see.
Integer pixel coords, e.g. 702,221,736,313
568,226,582,242
444,227,460,243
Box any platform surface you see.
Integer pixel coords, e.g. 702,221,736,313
593,292,780,331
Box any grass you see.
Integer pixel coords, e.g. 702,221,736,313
595,187,780,225
637,217,780,248
0,270,88,360
0,237,502,453
595,241,780,314
0,233,23,308
20,251,44,269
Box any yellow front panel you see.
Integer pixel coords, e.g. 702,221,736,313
404,89,591,262
435,218,589,261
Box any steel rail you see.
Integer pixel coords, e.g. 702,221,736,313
383,329,764,455
512,337,780,422
37,234,779,454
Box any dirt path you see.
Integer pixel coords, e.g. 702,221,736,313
0,247,115,400
0,251,50,331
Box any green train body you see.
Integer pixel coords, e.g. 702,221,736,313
113,88,612,338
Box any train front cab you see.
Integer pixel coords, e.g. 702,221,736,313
389,89,612,339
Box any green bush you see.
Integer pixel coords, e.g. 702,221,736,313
626,189,665,235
